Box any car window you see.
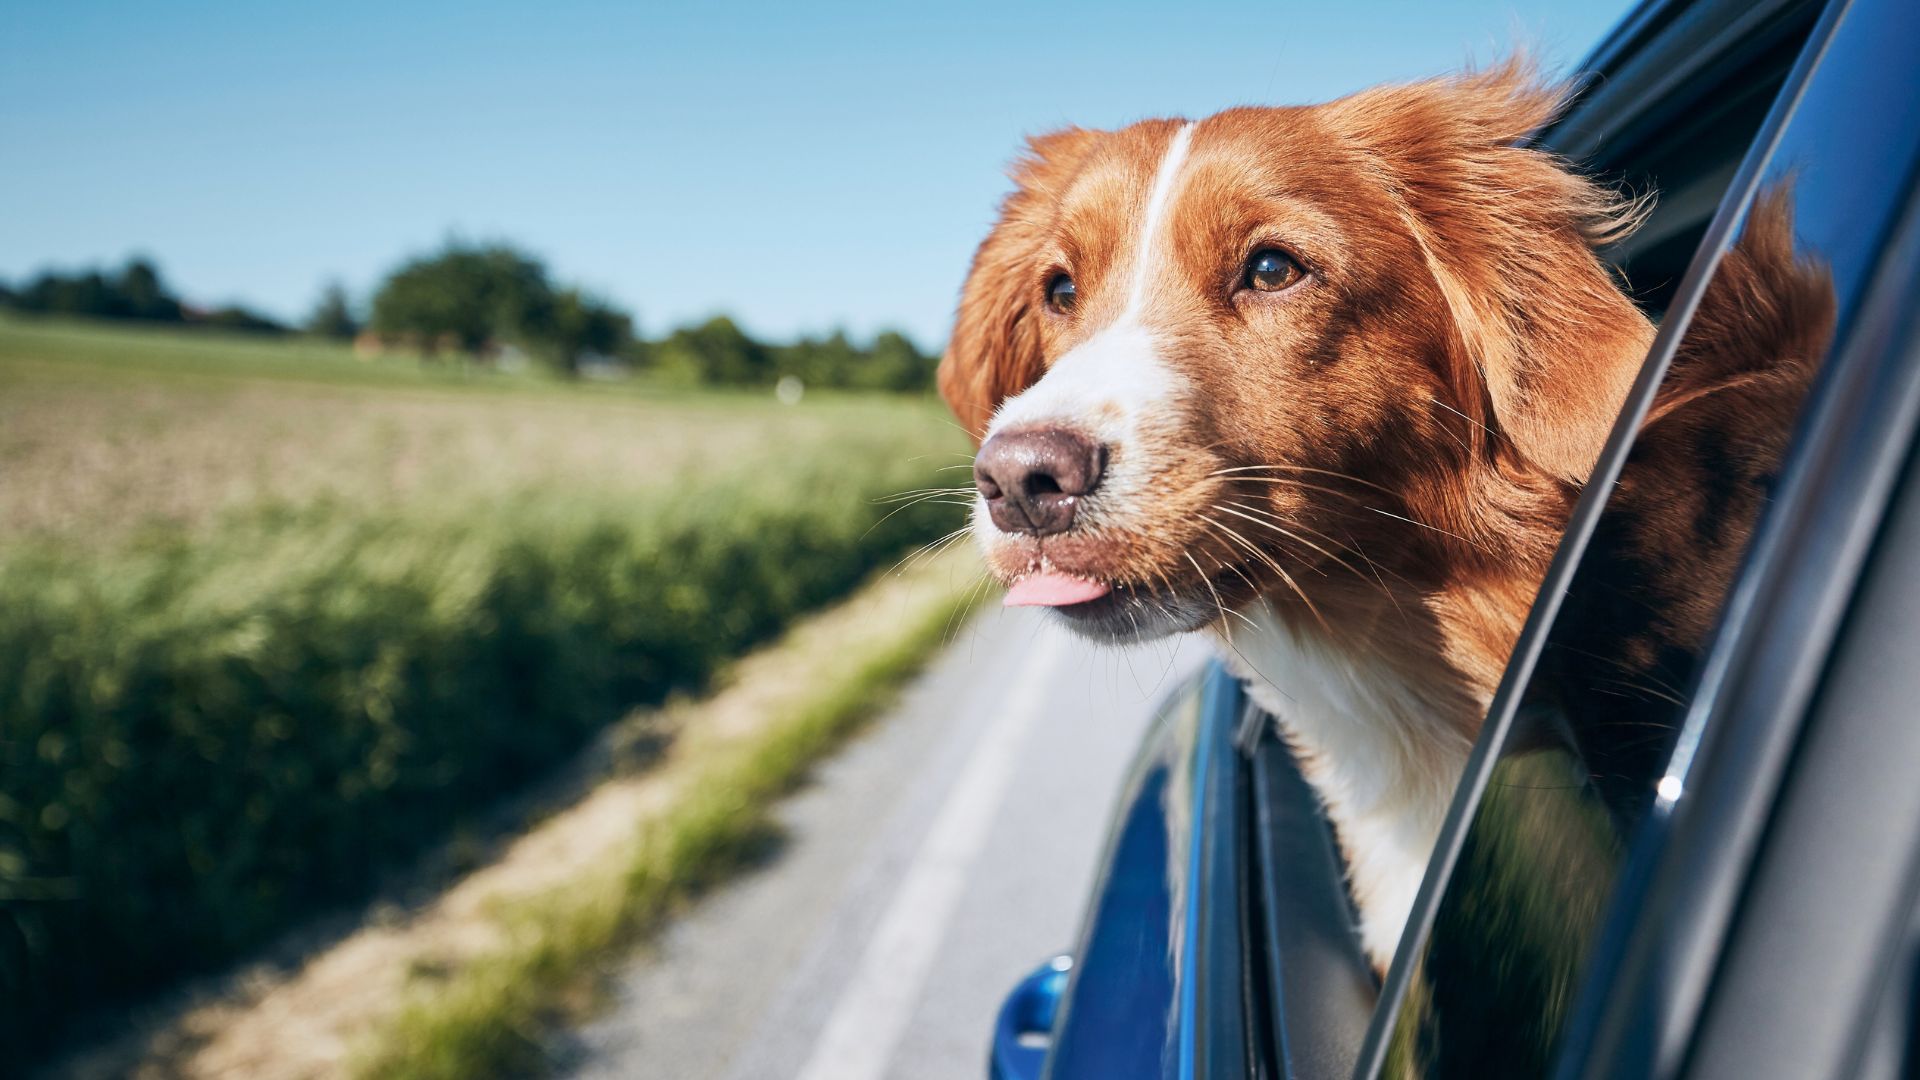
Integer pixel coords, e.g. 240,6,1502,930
1365,0,1920,1074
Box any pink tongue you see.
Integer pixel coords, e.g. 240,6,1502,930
1004,571,1113,608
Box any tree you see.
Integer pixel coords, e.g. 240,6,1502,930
864,329,933,392
9,258,184,323
368,241,556,355
545,288,634,374
117,258,182,321
305,281,359,340
657,315,775,385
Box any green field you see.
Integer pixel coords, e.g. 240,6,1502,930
0,314,970,1055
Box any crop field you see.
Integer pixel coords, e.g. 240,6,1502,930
0,315,970,1055
0,316,962,544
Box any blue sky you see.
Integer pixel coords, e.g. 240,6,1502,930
1,1,1634,348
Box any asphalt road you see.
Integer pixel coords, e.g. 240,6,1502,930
553,605,1208,1080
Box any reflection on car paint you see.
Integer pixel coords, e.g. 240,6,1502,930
1041,668,1252,1080
1044,682,1187,1077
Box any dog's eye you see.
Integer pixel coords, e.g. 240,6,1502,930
1244,249,1304,292
1046,274,1077,313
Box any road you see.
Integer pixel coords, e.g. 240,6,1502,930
553,605,1208,1080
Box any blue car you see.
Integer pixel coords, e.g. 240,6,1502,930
993,0,1920,1076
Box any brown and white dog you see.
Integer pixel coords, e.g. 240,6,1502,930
938,62,1656,966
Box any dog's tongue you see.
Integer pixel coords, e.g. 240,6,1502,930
1005,571,1112,608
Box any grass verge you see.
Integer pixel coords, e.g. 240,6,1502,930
349,561,988,1079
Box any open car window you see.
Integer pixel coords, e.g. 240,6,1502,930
1350,0,1920,1074
1241,3,1823,1072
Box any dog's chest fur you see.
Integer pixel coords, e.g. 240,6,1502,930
1218,601,1478,966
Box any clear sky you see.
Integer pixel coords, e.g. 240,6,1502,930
1,0,1635,349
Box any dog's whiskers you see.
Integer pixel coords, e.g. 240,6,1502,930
1364,506,1483,549
1217,500,1370,578
942,570,996,647
1205,463,1398,497
1429,398,1502,441
862,482,978,541
1330,522,1416,624
873,484,976,504
1184,550,1253,640
1199,512,1328,631
1199,469,1470,559
1210,475,1371,504
894,525,974,574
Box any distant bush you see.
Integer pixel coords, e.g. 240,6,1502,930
197,305,291,335
0,452,960,1054
655,315,938,392
769,326,938,392
653,314,775,385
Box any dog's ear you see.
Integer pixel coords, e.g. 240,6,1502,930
940,127,1100,442
1328,59,1655,480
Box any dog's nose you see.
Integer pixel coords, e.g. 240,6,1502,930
973,427,1107,536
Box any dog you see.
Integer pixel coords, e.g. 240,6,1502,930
937,60,1657,967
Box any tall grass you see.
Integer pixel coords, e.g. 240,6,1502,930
0,317,970,1057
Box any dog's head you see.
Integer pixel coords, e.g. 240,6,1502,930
942,61,1654,642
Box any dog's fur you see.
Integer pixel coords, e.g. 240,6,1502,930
939,62,1657,965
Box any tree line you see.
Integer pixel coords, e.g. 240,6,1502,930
0,244,938,392
0,257,289,334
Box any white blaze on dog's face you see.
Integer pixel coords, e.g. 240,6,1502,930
940,65,1654,644
977,121,1210,638
995,123,1197,452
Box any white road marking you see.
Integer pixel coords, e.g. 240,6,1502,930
792,627,1069,1080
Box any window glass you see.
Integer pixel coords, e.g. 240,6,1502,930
1380,0,1920,1073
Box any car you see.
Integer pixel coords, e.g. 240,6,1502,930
990,0,1920,1075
